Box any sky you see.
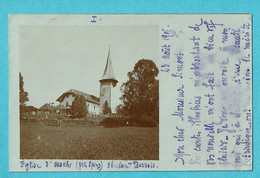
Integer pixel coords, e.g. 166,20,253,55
19,25,159,110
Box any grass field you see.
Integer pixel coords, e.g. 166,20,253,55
20,120,159,160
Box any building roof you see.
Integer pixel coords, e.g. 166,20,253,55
100,47,118,85
39,103,56,111
56,89,100,105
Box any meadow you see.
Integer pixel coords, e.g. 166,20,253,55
20,120,159,160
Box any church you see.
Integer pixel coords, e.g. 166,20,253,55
56,48,118,115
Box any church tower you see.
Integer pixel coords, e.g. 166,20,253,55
99,47,118,112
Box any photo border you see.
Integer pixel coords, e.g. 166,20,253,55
0,0,259,177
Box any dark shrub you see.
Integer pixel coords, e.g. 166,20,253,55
138,118,157,127
99,117,125,127
100,116,158,127
129,115,158,127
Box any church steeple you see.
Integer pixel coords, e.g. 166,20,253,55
100,46,118,87
99,46,117,113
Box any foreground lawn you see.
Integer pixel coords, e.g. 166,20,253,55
20,121,159,160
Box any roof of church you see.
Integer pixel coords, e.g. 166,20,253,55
100,47,118,84
56,89,100,105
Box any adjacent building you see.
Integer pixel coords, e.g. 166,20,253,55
56,89,100,114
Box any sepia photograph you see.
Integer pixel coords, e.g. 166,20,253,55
9,14,252,172
19,24,159,160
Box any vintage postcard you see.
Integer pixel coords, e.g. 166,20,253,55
9,14,252,171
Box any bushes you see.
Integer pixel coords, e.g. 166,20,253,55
21,112,60,120
99,117,125,127
100,115,158,127
21,112,72,121
137,118,157,127
129,115,158,127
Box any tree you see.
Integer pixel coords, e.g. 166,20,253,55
115,103,124,117
24,106,37,113
70,95,88,118
120,59,159,122
103,100,111,115
19,73,29,114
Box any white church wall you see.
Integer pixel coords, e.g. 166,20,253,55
110,83,116,113
99,82,112,110
87,101,100,115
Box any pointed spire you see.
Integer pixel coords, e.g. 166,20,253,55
100,46,118,86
